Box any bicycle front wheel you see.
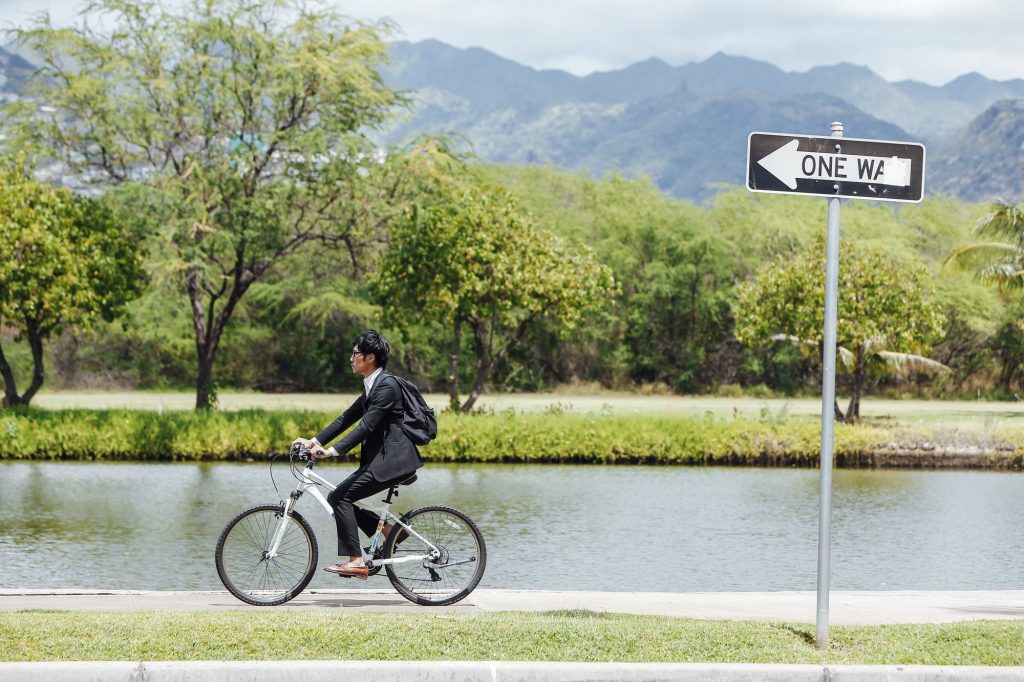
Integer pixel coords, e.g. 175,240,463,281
215,504,317,606
383,505,486,606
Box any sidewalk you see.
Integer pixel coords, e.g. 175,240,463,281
2,588,1023,625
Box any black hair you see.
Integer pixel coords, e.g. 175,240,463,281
354,329,389,369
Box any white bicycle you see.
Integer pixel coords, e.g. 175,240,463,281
215,445,486,606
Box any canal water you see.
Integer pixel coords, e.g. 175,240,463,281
0,461,1021,592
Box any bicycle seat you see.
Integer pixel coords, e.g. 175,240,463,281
399,474,418,486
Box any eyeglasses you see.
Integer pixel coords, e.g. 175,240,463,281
350,351,367,359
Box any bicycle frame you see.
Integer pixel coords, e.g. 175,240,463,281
266,460,439,569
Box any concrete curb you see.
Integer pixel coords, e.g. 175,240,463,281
2,661,1024,681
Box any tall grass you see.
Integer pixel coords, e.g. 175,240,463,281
2,408,1021,467
0,408,320,460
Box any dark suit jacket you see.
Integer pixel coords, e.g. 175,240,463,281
315,371,423,481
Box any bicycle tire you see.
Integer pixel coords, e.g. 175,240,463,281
383,505,486,606
215,503,318,606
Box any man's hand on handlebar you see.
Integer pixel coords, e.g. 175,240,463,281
289,436,330,460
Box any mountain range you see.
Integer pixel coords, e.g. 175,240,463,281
380,40,1024,203
3,39,1022,203
0,44,34,96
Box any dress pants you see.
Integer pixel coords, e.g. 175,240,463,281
328,467,407,557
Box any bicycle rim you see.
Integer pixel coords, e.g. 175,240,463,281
384,505,486,606
215,504,317,606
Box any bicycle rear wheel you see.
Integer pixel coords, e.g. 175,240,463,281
215,504,317,606
383,505,486,606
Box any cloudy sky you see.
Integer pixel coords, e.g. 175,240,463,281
1,0,1021,86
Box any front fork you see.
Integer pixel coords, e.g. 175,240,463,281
265,493,299,560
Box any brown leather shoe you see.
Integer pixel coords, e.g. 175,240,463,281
323,562,369,580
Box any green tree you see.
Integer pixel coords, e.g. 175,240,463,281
734,240,947,422
376,181,616,412
946,201,1024,294
945,201,1024,392
7,0,402,408
988,309,1024,394
616,220,735,391
480,167,739,391
0,159,143,407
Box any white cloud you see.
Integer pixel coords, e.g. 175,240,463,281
345,0,1024,85
2,0,1022,85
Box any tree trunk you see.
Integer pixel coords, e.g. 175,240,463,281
185,263,251,411
187,267,215,411
0,321,48,408
459,315,541,413
997,360,1014,393
0,341,21,407
845,347,867,423
833,399,845,422
461,322,492,413
448,318,462,412
193,319,229,410
195,349,217,410
19,323,46,406
461,362,492,413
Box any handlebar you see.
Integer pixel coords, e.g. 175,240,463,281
289,443,315,465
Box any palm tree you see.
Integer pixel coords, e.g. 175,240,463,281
771,334,949,422
947,201,1024,294
946,200,1024,392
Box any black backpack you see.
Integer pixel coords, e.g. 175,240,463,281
392,375,437,446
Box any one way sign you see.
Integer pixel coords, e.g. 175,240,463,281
747,132,926,202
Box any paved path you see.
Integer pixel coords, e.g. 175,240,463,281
3,588,1023,625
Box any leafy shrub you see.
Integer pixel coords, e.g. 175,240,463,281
1,408,1020,469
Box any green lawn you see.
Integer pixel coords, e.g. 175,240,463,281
1,611,1022,665
31,390,1024,424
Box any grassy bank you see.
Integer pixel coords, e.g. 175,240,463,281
1,611,1022,665
1,408,1022,468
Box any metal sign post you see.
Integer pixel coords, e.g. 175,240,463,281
747,121,927,650
815,121,844,649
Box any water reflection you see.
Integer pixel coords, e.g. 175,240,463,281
0,462,1021,592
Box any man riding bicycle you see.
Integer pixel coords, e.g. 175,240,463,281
291,330,423,579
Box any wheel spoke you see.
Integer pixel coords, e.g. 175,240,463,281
216,506,317,606
385,507,485,605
